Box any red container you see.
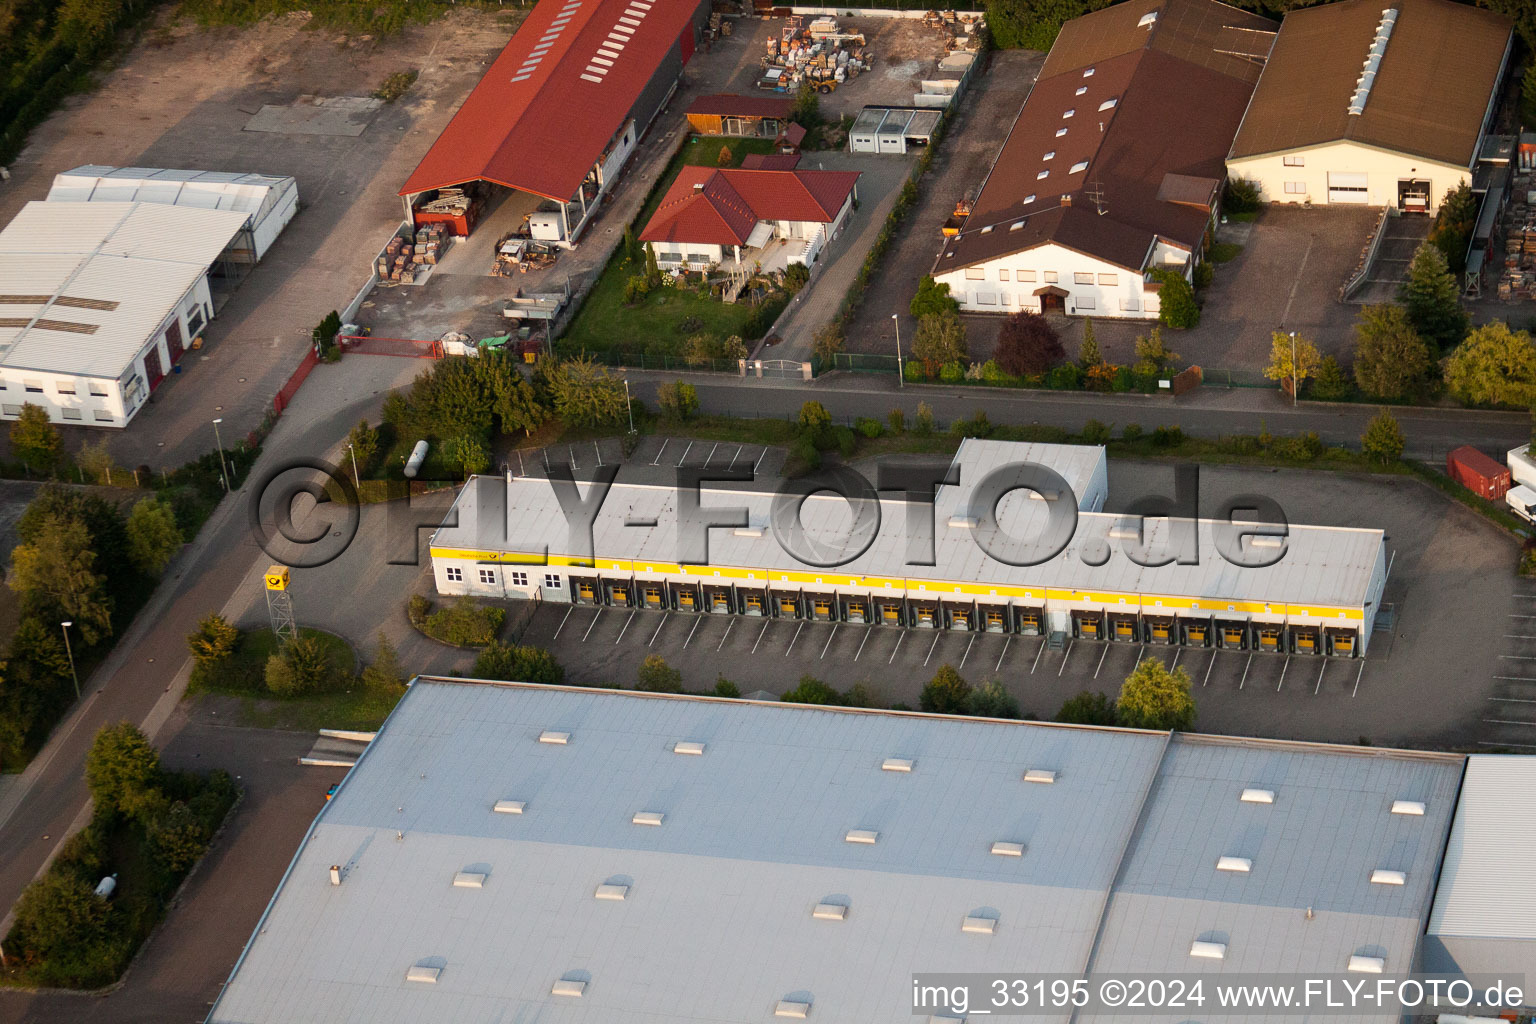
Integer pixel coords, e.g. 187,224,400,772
1447,445,1511,500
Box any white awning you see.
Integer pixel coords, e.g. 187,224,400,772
745,220,775,249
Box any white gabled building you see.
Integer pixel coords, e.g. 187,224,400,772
932,0,1277,319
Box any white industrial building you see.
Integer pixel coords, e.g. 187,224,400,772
0,201,253,427
431,439,1387,657
205,678,1470,1024
47,165,299,260
1226,0,1513,212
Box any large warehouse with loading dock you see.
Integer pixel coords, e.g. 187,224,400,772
397,0,710,245
431,440,1387,657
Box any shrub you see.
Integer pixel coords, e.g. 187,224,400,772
914,401,935,436
912,311,968,372
1223,176,1262,213
789,434,822,470
656,379,700,421
1149,268,1199,329
781,674,841,705
423,599,505,646
472,641,564,685
1122,423,1144,442
855,416,883,439
1080,419,1112,445
9,873,111,967
910,276,959,317
1192,261,1214,289
1361,409,1405,465
361,632,409,693
624,275,650,305
85,722,163,822
186,613,239,667
833,425,857,457
1116,660,1196,731
920,664,972,714
939,361,965,382
1274,431,1324,461
1046,364,1083,390
408,594,432,626
782,261,810,293
887,408,906,434
995,310,1064,377
148,800,211,875
1151,425,1184,448
903,359,927,382
373,69,418,103
1056,690,1117,725
11,403,61,474
264,634,332,697
635,653,682,692
798,400,832,435
967,679,1021,719
714,676,740,698
1309,355,1353,401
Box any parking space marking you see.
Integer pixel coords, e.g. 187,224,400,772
1352,658,1365,698
1093,643,1110,680
820,625,839,660
751,619,771,654
1478,740,1536,749
889,630,906,664
786,621,804,656
1204,651,1216,686
1031,639,1046,673
582,609,603,642
854,628,871,661
1277,657,1289,692
728,446,743,469
995,637,1011,673
1488,696,1536,702
553,606,574,640
683,616,703,648
1483,718,1536,727
1238,653,1253,689
1506,635,1536,639
923,630,942,667
1501,654,1536,660
1494,675,1536,681
648,613,668,646
651,439,668,466
1170,648,1180,671
1510,614,1536,619
1313,659,1327,695
1134,645,1145,668
717,618,735,651
959,634,975,669
675,440,693,467
615,611,636,644
1058,640,1074,677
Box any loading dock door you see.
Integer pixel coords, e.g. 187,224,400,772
671,581,701,612
876,597,904,626
1180,617,1211,647
705,585,733,614
1145,616,1174,645
1109,612,1139,643
741,589,767,617
944,602,973,631
1325,626,1358,657
982,606,1007,633
605,580,633,607
642,584,665,609
1216,620,1247,650
811,596,835,621
572,576,599,605
912,602,938,629
1254,624,1283,653
773,590,802,619
843,596,869,624
1015,607,1043,635
1327,171,1369,204
1073,611,1102,640
1290,624,1320,655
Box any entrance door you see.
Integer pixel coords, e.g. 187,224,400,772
165,320,185,364
1327,172,1369,204
1397,178,1431,213
144,343,166,390
1039,292,1065,313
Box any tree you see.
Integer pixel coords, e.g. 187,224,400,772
472,641,563,685
912,311,968,373
781,674,841,705
1443,321,1536,406
994,310,1063,377
911,276,960,318
713,676,740,698
656,379,699,421
790,80,821,128
125,497,182,575
148,800,210,875
347,419,379,468
187,613,239,667
1116,660,1196,731
1055,690,1117,725
967,679,1021,719
443,435,491,477
1361,408,1405,466
782,262,810,294
636,653,682,693
920,664,972,714
1263,330,1321,397
812,323,844,363
621,224,640,266
548,357,628,428
76,437,114,483
9,873,110,962
1309,355,1352,401
644,243,662,288
717,143,733,167
1430,182,1478,275
10,513,113,644
985,0,1082,50
1525,60,1536,134
11,403,61,474
1400,242,1469,349
1352,304,1431,400
361,631,408,693
265,634,331,697
1150,268,1199,328
1133,326,1179,377
1078,317,1102,368
86,721,163,820
798,400,832,435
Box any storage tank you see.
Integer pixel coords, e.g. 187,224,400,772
94,874,117,899
404,441,429,479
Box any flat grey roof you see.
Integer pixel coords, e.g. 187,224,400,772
209,681,1465,1024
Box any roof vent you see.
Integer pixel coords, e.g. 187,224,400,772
733,526,763,538
980,225,993,234
1075,86,1087,96
962,915,997,935
633,810,665,826
1370,869,1406,886
1098,98,1118,111
493,799,526,814
1391,800,1424,816
882,757,914,772
948,514,978,529
1010,221,1025,231
693,182,705,191
406,965,442,984
552,978,588,997
1137,11,1157,27
845,828,879,844
595,883,630,900
453,871,487,888
1083,67,1095,77
1062,109,1075,119
1240,788,1274,804
538,730,570,745
1037,169,1050,180
1043,150,1056,160
1249,535,1284,549
813,902,848,920
1348,955,1385,974
1216,856,1252,873
775,999,812,1018
673,740,706,755
991,841,1025,857
1190,940,1227,959
1023,194,1036,204
1023,769,1057,784
1070,161,1089,174
329,865,341,885
1056,126,1068,137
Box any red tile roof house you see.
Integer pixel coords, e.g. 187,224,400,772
638,166,861,274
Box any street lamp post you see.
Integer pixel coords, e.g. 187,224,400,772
1288,330,1298,407
212,417,231,492
347,443,360,489
891,313,904,389
60,621,79,702
624,379,635,433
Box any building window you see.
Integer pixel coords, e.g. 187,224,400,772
1121,297,1141,311
57,381,75,395
998,269,1010,281
1284,182,1306,194
446,567,463,582
89,382,108,397
61,408,82,420
186,307,206,336
1016,270,1036,282
1074,272,1094,285
964,268,985,280
479,568,499,585
1283,155,1305,167
508,570,528,586
1076,296,1096,310
2,404,21,417
544,574,562,589
24,381,41,393
92,410,114,422
1044,271,1058,283
1098,273,1118,285
974,292,998,305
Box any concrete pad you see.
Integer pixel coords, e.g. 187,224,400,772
242,95,384,136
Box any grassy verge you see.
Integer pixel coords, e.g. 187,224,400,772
1207,242,1242,263
176,0,520,34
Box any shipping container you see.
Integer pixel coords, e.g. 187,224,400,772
1449,446,1511,500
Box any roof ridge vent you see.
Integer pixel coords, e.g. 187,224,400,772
1348,7,1398,116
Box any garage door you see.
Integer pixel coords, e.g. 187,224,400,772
1327,171,1369,204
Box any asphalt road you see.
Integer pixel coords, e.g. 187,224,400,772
632,373,1531,462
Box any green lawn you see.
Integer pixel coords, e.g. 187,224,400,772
1207,242,1243,263
561,135,782,357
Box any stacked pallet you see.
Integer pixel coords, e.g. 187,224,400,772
417,188,470,216
1499,175,1536,300
490,235,558,277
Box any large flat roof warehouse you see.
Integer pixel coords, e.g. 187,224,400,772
399,0,706,203
206,679,1464,1024
0,201,249,378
